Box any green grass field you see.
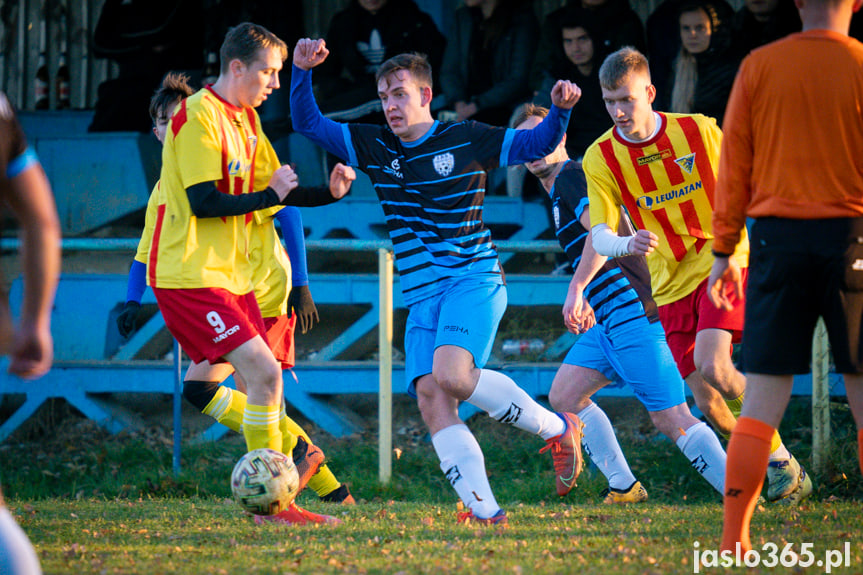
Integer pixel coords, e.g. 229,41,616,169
2,395,862,574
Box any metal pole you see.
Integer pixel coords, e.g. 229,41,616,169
378,248,393,484
0,237,562,254
811,317,830,475
173,339,182,475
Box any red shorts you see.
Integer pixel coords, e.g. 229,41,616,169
657,268,748,378
264,313,296,369
153,287,267,365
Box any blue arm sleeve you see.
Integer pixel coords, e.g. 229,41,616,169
503,104,571,166
290,64,352,161
275,207,309,287
125,260,147,304
7,147,39,179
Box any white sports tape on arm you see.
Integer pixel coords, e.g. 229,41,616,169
591,224,633,258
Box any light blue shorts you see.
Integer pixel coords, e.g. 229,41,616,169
563,317,685,412
405,279,506,397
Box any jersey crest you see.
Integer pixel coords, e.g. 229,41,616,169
433,152,455,177
674,152,696,174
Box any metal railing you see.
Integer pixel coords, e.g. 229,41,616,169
0,237,837,480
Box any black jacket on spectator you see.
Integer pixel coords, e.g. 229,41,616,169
731,0,801,57
89,0,203,132
315,0,444,120
648,0,734,111
440,0,538,126
533,17,613,159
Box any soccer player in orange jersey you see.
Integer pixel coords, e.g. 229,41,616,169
582,47,810,503
709,0,863,553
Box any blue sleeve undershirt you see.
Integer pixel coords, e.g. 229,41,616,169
274,206,309,287
125,260,147,304
290,65,352,161
503,104,571,166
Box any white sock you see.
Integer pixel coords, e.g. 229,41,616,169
578,402,637,491
0,507,42,575
467,369,565,440
768,443,791,462
675,421,727,494
431,424,500,519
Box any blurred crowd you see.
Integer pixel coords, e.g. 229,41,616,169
88,0,857,162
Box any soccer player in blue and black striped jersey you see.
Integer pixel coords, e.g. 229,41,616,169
288,38,585,525
513,103,728,502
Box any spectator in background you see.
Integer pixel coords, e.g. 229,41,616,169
647,0,734,111
531,0,646,93
668,1,740,125
89,0,203,132
203,1,305,58
314,0,444,124
439,0,539,126
731,0,801,56
534,15,612,160
522,13,611,272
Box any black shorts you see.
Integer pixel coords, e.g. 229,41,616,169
742,217,863,375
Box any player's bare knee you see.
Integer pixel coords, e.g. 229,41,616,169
695,357,719,386
648,412,678,440
547,385,566,412
415,390,436,422
431,365,473,400
657,403,701,438
695,356,739,394
548,384,587,413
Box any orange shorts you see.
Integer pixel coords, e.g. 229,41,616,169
657,268,747,378
264,314,296,369
153,287,266,365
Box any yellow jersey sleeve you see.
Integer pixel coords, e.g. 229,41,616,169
134,181,161,264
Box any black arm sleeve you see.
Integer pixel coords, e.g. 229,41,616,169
185,182,281,218
280,185,341,207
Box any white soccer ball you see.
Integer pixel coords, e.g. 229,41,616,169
230,448,300,516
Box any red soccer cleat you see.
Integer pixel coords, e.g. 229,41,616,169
539,412,585,496
254,501,342,526
456,508,508,526
292,437,325,496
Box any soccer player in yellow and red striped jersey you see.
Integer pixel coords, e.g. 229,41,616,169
119,71,355,514
148,23,351,513
583,47,810,504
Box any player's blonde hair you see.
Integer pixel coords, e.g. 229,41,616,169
220,22,287,74
599,47,651,91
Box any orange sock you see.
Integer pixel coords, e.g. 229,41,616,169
858,429,863,476
721,416,774,553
